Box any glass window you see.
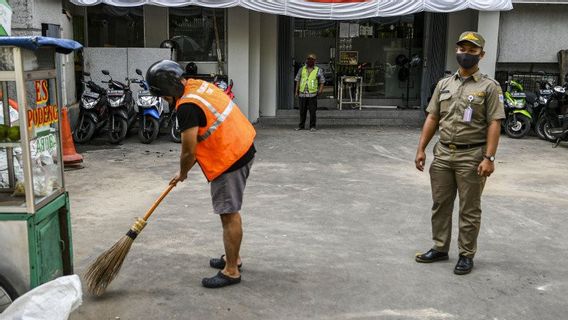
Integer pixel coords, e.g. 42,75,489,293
292,14,424,107
87,5,144,47
169,7,225,62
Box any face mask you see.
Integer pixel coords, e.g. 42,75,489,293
456,53,480,69
307,60,315,68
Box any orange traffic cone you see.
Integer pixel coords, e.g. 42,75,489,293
61,106,83,166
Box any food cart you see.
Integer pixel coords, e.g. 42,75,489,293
0,37,82,312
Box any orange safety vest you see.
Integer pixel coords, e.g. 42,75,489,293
175,79,256,181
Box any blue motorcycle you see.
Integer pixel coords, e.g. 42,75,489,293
132,69,165,144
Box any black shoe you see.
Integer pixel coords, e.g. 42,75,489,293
415,249,449,263
202,271,241,288
295,127,305,131
454,255,474,275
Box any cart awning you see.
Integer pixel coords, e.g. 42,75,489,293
70,0,513,19
0,37,83,54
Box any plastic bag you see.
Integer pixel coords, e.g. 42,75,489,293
0,275,82,320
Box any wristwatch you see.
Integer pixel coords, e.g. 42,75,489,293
483,154,495,162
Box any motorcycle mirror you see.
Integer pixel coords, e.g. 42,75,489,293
102,70,110,76
83,72,91,77
136,69,143,76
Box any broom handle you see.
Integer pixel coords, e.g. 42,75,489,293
142,184,175,221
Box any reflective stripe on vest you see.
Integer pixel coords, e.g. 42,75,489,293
185,93,235,142
300,66,319,94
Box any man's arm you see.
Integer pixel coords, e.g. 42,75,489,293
477,120,501,177
295,80,300,97
171,126,198,184
478,81,506,177
415,81,442,171
415,114,439,171
318,69,325,95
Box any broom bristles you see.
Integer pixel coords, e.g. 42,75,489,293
85,235,134,296
85,218,147,296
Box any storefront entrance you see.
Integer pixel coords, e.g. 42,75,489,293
281,14,426,110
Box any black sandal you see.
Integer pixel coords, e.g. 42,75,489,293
209,255,242,269
202,271,241,288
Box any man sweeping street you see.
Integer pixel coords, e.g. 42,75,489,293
147,60,256,288
414,32,505,275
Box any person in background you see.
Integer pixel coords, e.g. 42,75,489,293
295,53,325,131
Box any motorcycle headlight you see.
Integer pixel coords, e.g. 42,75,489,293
82,97,98,110
138,95,157,107
109,96,125,107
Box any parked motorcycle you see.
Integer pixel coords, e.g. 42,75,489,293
169,78,235,143
539,74,568,146
72,72,108,144
132,69,165,144
532,77,557,141
101,70,136,144
503,80,533,139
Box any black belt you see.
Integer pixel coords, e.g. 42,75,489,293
440,142,486,150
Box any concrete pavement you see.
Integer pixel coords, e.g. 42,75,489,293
67,126,568,320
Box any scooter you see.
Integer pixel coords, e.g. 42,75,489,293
541,74,568,147
101,70,136,144
503,80,533,139
132,69,165,144
169,78,235,143
73,72,109,144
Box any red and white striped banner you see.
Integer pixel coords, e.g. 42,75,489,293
70,0,513,19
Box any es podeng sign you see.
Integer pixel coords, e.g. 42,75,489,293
28,80,58,130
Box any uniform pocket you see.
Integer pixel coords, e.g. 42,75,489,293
468,95,486,120
439,92,452,115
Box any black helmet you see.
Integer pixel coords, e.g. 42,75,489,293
146,60,185,98
185,62,198,76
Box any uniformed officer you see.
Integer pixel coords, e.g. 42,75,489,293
414,31,505,275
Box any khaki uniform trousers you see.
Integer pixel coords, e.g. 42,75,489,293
429,142,486,258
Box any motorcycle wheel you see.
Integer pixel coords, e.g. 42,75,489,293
170,116,181,143
535,116,547,140
0,274,18,313
138,116,160,144
542,120,557,142
108,117,128,144
72,116,96,144
505,114,531,139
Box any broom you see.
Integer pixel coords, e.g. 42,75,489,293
85,182,176,296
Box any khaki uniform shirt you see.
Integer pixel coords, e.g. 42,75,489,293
427,70,505,145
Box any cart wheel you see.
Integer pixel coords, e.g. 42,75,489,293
0,274,18,313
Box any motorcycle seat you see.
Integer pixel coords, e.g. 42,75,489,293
111,80,128,90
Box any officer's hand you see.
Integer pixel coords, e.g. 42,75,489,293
415,150,426,172
477,159,495,177
170,171,188,185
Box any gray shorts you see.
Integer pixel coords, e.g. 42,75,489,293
210,159,254,214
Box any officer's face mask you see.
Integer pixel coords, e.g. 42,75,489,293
456,53,480,69
306,59,315,68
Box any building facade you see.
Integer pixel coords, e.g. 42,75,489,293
9,1,568,124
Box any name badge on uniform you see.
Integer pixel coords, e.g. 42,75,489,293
463,95,474,123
